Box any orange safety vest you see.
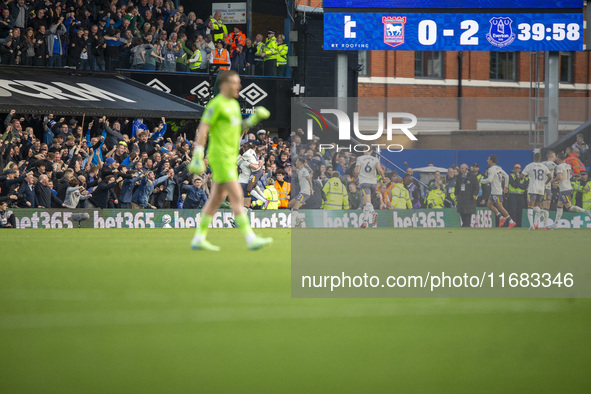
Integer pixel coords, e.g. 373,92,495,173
225,31,246,52
565,154,585,175
275,180,291,208
212,48,230,70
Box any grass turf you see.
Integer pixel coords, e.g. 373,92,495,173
0,228,590,393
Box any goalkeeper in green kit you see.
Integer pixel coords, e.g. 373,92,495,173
188,70,272,251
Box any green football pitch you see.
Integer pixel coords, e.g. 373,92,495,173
1,228,590,393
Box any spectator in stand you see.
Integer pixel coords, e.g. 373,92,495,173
18,171,36,208
0,8,13,39
63,178,91,209
47,17,67,68
0,200,16,228
181,176,208,209
131,170,166,209
0,36,15,64
572,133,588,157
230,43,245,73
404,174,421,209
22,27,35,65
34,25,48,66
161,39,182,71
347,182,362,210
10,0,29,33
244,37,255,75
86,174,120,208
175,33,191,71
68,27,84,68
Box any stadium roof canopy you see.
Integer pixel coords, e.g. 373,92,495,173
0,67,204,119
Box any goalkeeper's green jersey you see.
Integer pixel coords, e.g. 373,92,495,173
202,93,242,163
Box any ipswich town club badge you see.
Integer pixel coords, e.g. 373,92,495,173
383,16,406,48
486,17,516,48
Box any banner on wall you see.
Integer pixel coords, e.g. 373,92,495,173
124,71,291,129
7,208,501,229
212,2,247,24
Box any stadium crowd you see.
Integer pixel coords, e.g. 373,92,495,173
1,109,590,228
0,0,288,75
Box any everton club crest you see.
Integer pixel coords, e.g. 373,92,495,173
383,16,406,48
486,17,516,48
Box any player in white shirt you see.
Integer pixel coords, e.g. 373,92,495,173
354,149,385,228
237,143,267,208
243,145,269,209
539,150,557,228
291,157,313,227
479,155,516,228
521,152,551,230
548,153,591,229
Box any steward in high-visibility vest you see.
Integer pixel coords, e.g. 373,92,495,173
263,181,280,209
210,40,230,71
444,176,456,207
508,170,527,195
226,27,246,52
263,29,278,76
425,187,446,209
254,35,265,75
276,34,288,76
211,15,228,42
572,171,591,210
275,170,290,208
507,165,528,227
322,173,349,210
188,46,202,71
252,179,280,209
391,182,412,209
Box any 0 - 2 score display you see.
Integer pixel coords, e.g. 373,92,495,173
324,12,584,51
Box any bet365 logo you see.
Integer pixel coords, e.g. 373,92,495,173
305,109,417,153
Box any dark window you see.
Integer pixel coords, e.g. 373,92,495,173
560,51,574,83
358,51,369,77
415,51,444,79
490,52,517,81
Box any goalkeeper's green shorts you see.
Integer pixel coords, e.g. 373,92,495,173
209,156,238,184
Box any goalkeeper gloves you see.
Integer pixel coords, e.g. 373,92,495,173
188,146,205,174
244,106,270,128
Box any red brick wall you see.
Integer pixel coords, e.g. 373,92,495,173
361,50,591,99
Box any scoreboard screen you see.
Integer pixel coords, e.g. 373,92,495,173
323,0,584,9
324,12,584,51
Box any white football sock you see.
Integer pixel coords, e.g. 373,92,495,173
362,203,371,224
533,206,541,226
542,209,549,227
555,207,563,222
527,208,534,228
568,205,586,214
